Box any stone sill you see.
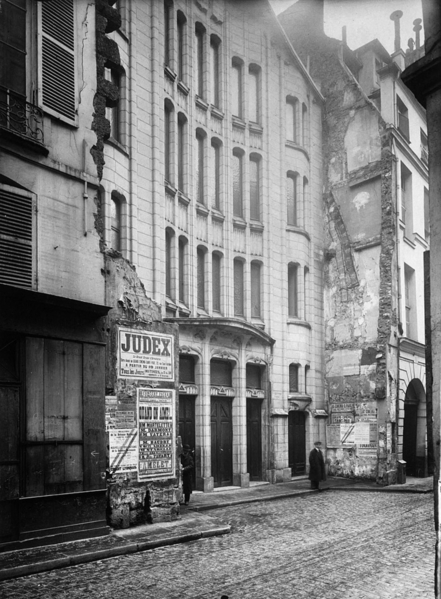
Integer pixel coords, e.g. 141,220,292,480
285,140,310,160
195,96,209,111
286,225,310,240
287,319,311,329
177,80,190,96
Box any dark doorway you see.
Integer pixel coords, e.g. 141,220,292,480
179,395,196,482
403,402,418,476
0,385,19,544
288,411,306,476
247,398,262,480
211,398,232,487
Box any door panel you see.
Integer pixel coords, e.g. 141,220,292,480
211,398,232,487
403,403,418,476
247,399,262,480
0,386,19,542
179,396,196,482
288,411,306,476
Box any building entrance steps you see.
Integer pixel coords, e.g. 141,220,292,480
0,476,433,582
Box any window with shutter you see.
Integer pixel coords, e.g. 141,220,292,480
39,0,77,124
0,184,36,290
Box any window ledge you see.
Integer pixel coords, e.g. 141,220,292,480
232,116,246,130
288,393,311,400
285,140,310,160
210,105,224,120
178,80,190,96
178,191,191,206
165,181,178,196
249,122,263,134
251,318,265,329
211,209,225,223
164,66,177,82
233,217,247,229
195,96,209,111
287,318,311,329
250,220,264,232
166,298,178,311
197,308,210,317
105,137,129,157
196,202,209,216
286,225,310,240
403,234,416,249
0,126,49,156
178,304,191,317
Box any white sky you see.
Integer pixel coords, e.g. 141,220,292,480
270,0,423,54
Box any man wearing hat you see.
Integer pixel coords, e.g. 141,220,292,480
308,440,326,491
181,444,194,505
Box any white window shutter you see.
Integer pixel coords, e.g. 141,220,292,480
0,185,37,290
38,0,77,124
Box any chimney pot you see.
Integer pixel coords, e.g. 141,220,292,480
390,10,403,53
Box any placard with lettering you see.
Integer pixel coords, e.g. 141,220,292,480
118,328,174,380
109,428,138,473
137,388,175,480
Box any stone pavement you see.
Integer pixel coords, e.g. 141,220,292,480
0,476,433,583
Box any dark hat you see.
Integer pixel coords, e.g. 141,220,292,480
183,444,191,450
314,440,322,446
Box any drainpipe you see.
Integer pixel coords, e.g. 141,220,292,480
392,135,402,464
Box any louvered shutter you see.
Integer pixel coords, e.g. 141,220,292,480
39,0,77,123
0,185,36,290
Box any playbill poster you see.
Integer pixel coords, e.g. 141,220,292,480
137,388,175,480
118,327,174,380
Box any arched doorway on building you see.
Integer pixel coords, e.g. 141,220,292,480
402,378,426,477
288,410,306,476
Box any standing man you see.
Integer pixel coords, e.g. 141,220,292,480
181,444,194,505
309,440,326,491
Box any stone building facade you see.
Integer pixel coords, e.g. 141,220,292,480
280,0,429,483
99,0,325,493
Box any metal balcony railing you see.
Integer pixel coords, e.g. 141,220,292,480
0,86,44,144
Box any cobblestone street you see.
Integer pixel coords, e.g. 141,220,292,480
0,491,435,599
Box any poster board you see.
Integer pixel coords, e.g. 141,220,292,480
117,327,174,380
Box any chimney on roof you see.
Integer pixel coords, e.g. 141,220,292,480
390,10,403,52
413,18,422,49
342,26,347,45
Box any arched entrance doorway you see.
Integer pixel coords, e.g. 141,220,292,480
402,379,426,477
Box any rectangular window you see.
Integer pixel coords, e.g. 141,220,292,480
305,365,310,394
196,132,205,204
177,12,186,80
246,364,262,389
165,231,173,299
0,0,26,97
39,0,77,123
234,259,244,316
195,25,204,98
424,187,430,241
286,99,297,142
233,152,243,218
231,61,242,118
197,247,205,309
251,262,261,318
401,163,413,236
248,66,260,123
164,0,171,66
288,264,298,318
210,37,220,107
210,141,221,210
179,355,195,383
404,264,416,339
397,96,409,140
105,68,121,143
0,184,36,290
212,253,221,313
289,364,299,393
421,129,428,165
250,157,260,221
110,197,121,251
210,359,232,386
287,175,297,226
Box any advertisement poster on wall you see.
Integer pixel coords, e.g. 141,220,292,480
117,327,174,380
137,388,175,481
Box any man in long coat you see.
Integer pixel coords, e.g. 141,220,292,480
181,444,194,505
309,440,326,491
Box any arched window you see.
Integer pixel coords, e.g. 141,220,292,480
110,191,126,253
212,251,222,313
302,103,308,146
164,0,172,67
286,96,299,143
248,64,261,123
210,138,222,210
178,236,187,304
250,154,261,221
234,258,245,316
288,263,298,318
287,172,298,226
165,228,175,299
197,245,207,309
251,261,262,318
177,11,186,81
164,99,174,183
210,34,221,107
177,112,187,192
233,149,244,218
304,266,309,321
231,57,243,118
289,363,299,393
195,22,206,98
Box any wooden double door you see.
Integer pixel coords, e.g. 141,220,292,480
247,398,262,481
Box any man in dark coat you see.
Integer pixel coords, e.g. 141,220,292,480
309,440,326,491
181,444,194,505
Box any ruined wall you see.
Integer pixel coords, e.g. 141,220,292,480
280,3,398,481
